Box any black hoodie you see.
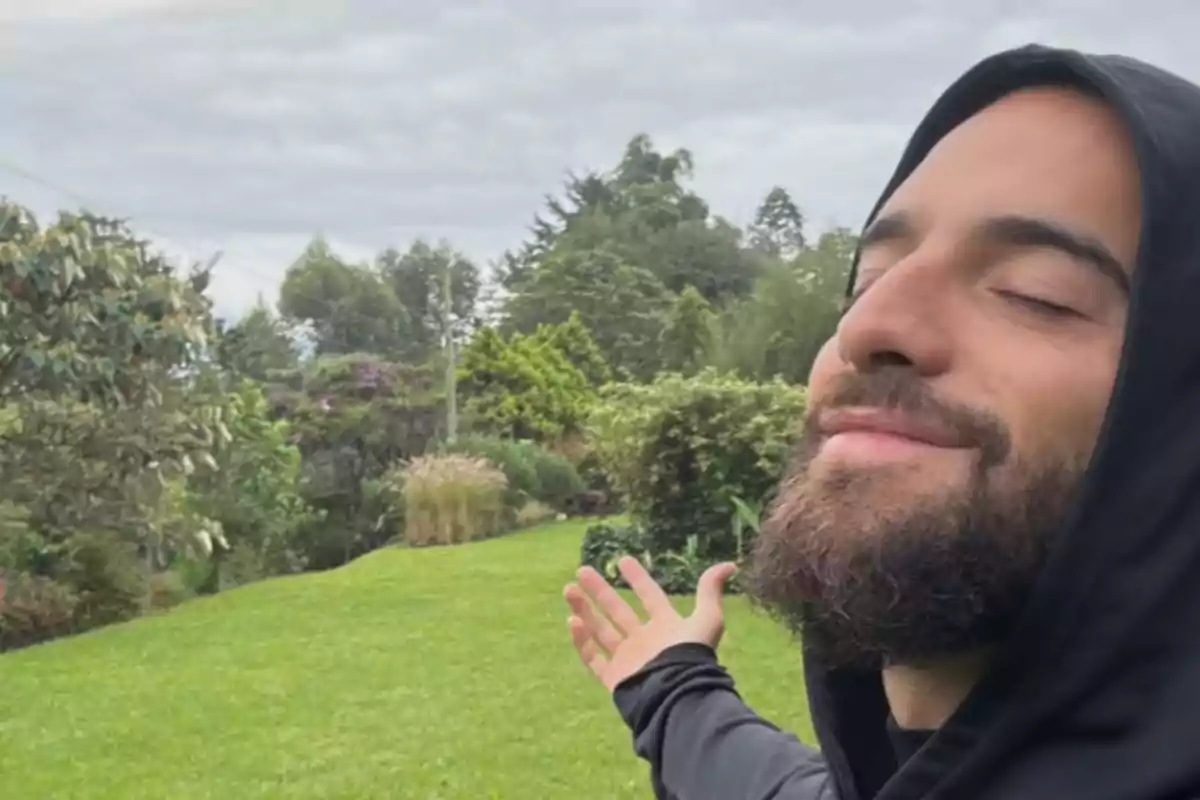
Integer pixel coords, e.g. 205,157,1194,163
611,44,1200,800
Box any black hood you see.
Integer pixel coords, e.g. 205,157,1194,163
807,44,1200,800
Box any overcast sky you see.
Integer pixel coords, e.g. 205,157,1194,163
1,0,1191,319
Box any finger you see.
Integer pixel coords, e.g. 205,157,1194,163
617,556,675,618
564,583,624,653
569,615,608,677
577,566,643,633
694,562,738,622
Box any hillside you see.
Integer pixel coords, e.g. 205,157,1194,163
0,520,814,799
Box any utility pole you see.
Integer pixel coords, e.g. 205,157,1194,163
443,262,458,444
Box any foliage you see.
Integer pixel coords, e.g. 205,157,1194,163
708,230,853,384
579,521,649,584
0,201,231,645
377,239,481,363
748,186,806,259
502,242,670,381
531,311,613,387
515,500,559,529
278,354,441,568
185,378,321,585
59,532,148,630
278,237,410,357
401,455,508,546
215,301,299,383
0,571,78,652
526,443,587,511
578,520,740,596
457,327,597,441
499,134,765,379
588,369,806,568
659,285,716,376
0,131,856,647
0,203,213,402
442,434,583,512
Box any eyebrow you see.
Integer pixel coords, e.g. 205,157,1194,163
859,211,1131,295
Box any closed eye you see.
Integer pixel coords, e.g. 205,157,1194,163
992,289,1080,318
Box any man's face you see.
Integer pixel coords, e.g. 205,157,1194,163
746,87,1141,669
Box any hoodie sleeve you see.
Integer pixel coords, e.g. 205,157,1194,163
612,643,835,800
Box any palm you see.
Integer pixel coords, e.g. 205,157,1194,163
564,557,738,692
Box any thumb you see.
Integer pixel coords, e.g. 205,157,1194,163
693,562,738,625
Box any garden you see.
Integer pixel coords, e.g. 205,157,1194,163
0,134,848,797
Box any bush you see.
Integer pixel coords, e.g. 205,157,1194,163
444,435,583,512
588,369,805,578
60,533,148,630
580,522,649,585
186,378,322,581
146,569,194,612
443,435,539,511
578,521,729,596
527,445,585,510
456,327,598,441
515,500,559,529
284,355,441,569
0,572,79,652
402,455,508,546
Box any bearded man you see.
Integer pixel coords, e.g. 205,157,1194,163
564,44,1200,799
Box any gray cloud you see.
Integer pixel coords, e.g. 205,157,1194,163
1,0,1194,317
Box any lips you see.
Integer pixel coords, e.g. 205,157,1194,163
815,407,970,449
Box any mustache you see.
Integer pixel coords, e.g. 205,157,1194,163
803,369,1012,466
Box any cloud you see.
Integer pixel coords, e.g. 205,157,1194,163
1,0,1195,318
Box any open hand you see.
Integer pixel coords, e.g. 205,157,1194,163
564,556,738,692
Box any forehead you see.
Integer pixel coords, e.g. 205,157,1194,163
879,86,1142,268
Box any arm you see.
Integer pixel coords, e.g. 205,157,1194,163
613,643,833,800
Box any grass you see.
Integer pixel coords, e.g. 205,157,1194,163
0,519,814,799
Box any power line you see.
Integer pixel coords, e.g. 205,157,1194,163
0,158,485,327
0,158,332,316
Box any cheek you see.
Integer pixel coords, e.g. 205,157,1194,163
806,337,843,404
996,343,1121,467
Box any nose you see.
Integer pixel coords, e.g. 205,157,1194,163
835,257,954,378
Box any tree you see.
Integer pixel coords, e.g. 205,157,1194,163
502,244,670,381
531,311,612,388
497,134,766,381
0,204,213,403
660,286,716,376
0,201,227,641
377,239,480,363
749,186,806,260
457,327,596,441
215,298,299,383
278,237,409,357
708,229,855,384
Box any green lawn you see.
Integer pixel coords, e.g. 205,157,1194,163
0,519,815,799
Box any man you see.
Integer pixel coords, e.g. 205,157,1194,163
563,44,1200,799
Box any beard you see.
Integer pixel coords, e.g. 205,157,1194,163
742,368,1087,670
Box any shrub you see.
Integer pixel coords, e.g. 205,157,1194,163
60,533,148,630
402,455,508,546
578,521,721,596
443,435,539,511
515,500,559,529
456,327,598,441
588,369,805,578
0,573,79,652
444,435,583,512
526,445,585,510
285,355,441,569
579,522,649,584
146,569,194,612
185,378,321,582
